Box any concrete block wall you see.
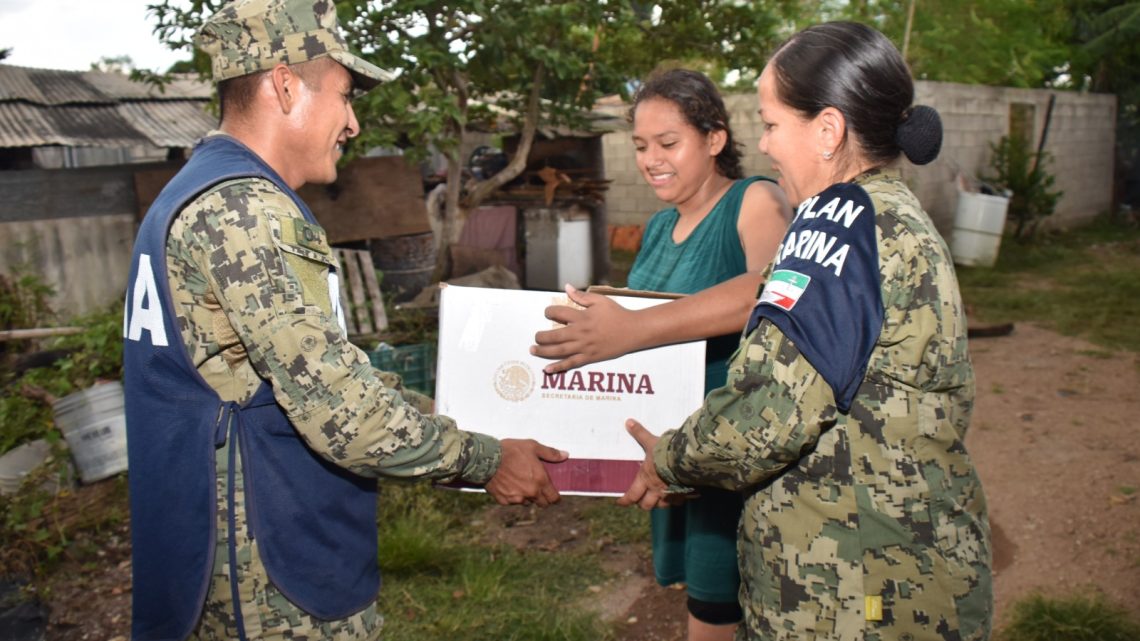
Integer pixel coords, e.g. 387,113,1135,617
602,81,1117,237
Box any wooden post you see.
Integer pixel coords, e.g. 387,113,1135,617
0,327,84,342
902,0,917,63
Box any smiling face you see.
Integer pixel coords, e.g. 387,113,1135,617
756,64,826,206
284,59,360,187
631,97,724,210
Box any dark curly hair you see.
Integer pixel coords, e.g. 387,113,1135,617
628,68,745,180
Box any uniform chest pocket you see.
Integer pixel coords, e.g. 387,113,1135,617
270,217,338,317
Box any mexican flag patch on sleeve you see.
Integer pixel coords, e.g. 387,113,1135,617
758,269,811,311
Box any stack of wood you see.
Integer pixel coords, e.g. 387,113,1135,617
495,166,611,206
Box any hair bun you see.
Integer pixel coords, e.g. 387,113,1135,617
896,105,942,165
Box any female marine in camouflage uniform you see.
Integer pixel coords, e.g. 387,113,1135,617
620,22,993,641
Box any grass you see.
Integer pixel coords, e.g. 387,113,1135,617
956,215,1140,352
579,498,650,545
374,483,615,641
996,593,1140,641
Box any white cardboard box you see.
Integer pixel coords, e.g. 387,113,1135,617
435,285,706,496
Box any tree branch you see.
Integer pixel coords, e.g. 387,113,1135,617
461,62,546,209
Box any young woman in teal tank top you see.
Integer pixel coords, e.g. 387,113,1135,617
534,69,790,641
630,176,767,392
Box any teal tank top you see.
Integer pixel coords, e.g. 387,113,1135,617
627,176,772,393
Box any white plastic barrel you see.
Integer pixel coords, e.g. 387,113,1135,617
951,190,1010,268
52,381,128,483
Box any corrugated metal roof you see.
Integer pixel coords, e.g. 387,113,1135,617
0,101,215,148
0,64,212,105
0,66,114,105
118,101,217,148
0,102,146,147
0,63,214,148
80,69,213,102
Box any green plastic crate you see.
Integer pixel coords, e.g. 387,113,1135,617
368,343,436,397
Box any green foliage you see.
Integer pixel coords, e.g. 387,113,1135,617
0,390,57,455
0,271,56,335
49,306,125,390
957,215,1140,352
996,593,1140,641
981,134,1063,239
0,461,77,574
145,0,807,174
375,484,612,641
0,468,128,576
0,300,131,576
826,0,1073,88
0,272,61,453
0,304,123,456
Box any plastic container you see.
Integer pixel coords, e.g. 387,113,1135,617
0,439,52,495
951,190,1010,267
52,381,128,484
369,343,437,396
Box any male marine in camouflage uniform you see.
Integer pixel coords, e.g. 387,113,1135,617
122,2,564,639
623,170,992,641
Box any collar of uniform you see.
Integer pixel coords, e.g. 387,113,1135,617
852,167,900,186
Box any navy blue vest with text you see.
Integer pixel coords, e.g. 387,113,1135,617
123,136,379,641
745,182,884,413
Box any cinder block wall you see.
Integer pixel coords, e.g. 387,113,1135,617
602,81,1117,237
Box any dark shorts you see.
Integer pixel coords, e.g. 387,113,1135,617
650,487,744,607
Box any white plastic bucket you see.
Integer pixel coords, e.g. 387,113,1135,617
52,381,128,483
951,190,1010,267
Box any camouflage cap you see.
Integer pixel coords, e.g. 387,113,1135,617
194,0,392,91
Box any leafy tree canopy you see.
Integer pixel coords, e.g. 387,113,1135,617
144,1,1139,260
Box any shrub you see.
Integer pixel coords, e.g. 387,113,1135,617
997,593,1140,641
982,133,1063,240
0,271,56,359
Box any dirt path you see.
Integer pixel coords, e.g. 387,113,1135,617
588,322,1140,639
966,323,1140,622
35,323,1140,640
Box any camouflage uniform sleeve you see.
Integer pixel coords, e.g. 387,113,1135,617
180,178,500,484
653,318,838,491
373,369,435,414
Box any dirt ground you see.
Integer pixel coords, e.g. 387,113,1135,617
33,322,1140,640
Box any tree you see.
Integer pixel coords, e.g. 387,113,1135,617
0,48,11,62
1065,1,1140,211
146,0,799,279
829,0,1073,88
345,0,638,278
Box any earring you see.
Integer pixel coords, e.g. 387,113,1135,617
822,150,833,160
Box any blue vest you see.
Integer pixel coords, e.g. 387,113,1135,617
123,136,379,641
